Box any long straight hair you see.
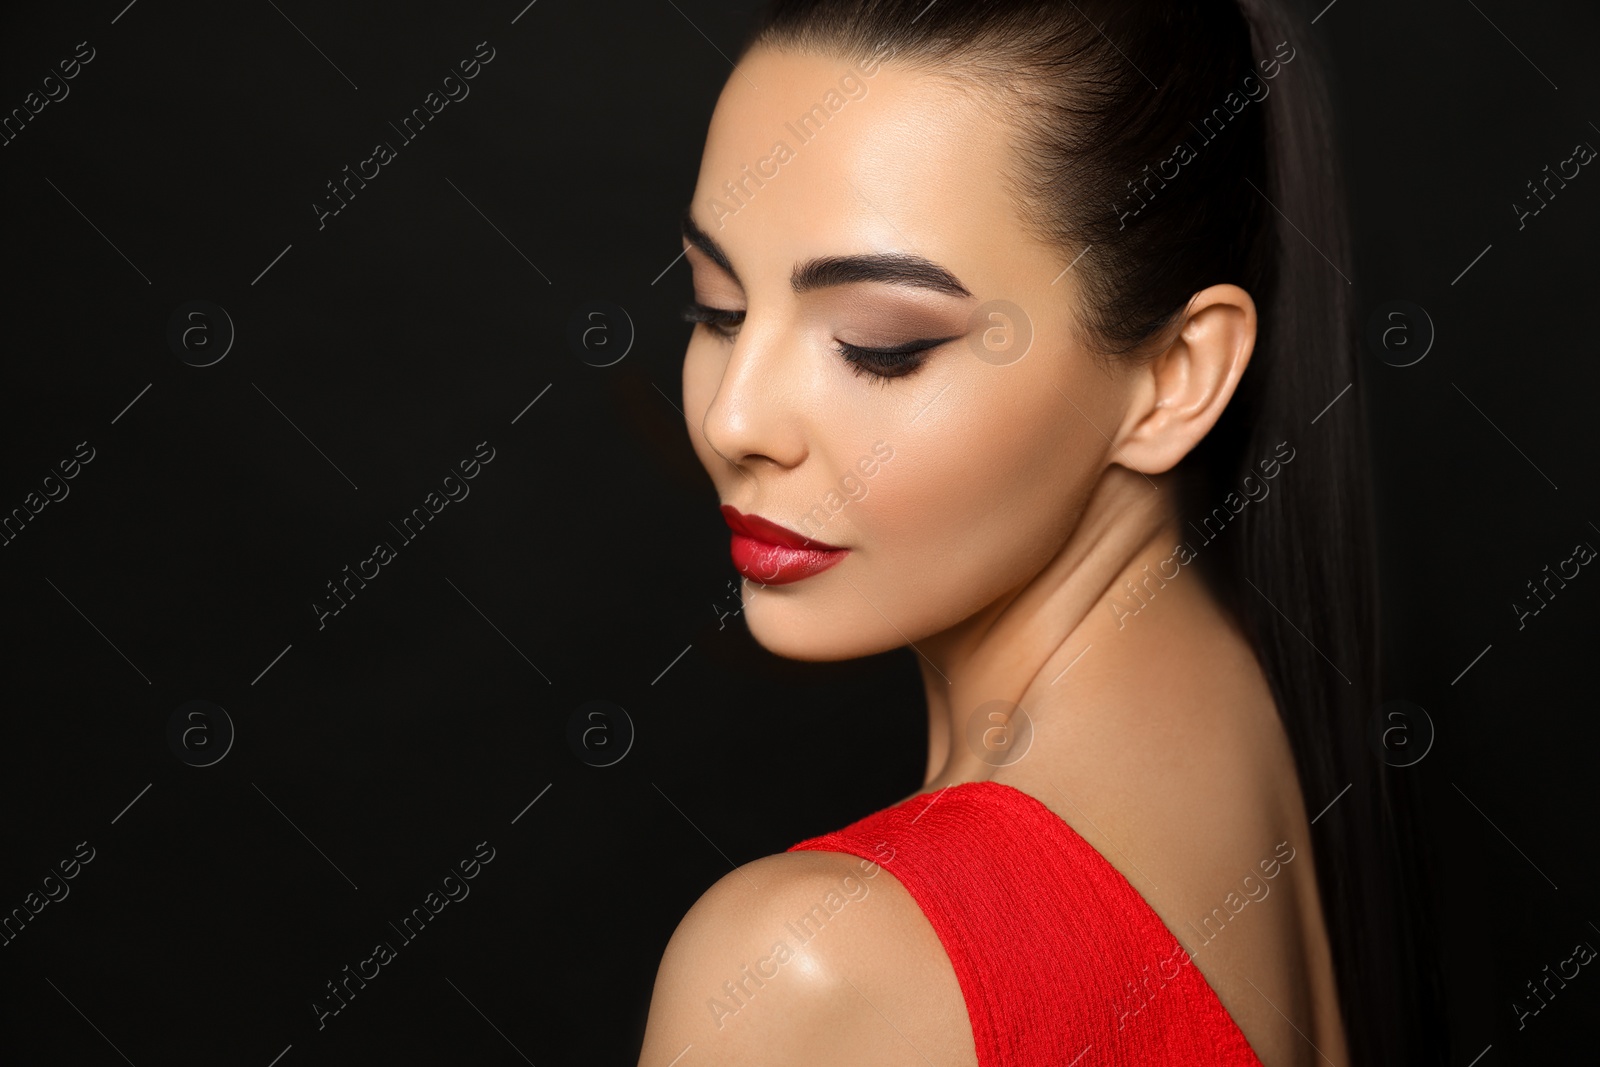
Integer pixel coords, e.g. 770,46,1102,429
738,0,1441,1061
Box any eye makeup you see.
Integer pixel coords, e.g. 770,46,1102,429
680,300,960,383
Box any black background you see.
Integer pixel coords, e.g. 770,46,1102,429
0,0,1595,1063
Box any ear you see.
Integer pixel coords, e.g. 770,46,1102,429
1110,284,1256,475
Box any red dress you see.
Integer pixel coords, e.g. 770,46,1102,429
787,779,1266,1066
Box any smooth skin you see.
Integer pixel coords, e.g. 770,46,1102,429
639,44,1349,1067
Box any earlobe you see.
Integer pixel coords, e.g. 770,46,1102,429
1110,284,1256,475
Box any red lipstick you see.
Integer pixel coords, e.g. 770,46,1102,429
721,505,848,585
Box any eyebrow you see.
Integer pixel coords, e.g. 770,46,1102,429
680,207,973,299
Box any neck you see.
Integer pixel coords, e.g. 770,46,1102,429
915,464,1197,789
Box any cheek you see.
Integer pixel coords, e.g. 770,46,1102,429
876,444,1067,584
853,368,1106,628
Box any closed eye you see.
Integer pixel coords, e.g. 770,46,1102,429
680,301,744,338
681,300,957,383
834,337,957,382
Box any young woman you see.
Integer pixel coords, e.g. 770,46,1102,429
639,1,1431,1063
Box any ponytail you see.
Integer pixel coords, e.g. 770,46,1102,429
1207,1,1445,1060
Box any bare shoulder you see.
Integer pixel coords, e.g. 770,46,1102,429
636,849,976,1067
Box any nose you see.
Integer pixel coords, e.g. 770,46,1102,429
697,327,810,473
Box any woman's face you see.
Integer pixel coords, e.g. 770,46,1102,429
682,46,1136,661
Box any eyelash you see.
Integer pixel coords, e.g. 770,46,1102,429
679,301,946,382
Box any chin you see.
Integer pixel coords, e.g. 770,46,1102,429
743,599,905,662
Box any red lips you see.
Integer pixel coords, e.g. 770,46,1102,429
721,505,848,585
